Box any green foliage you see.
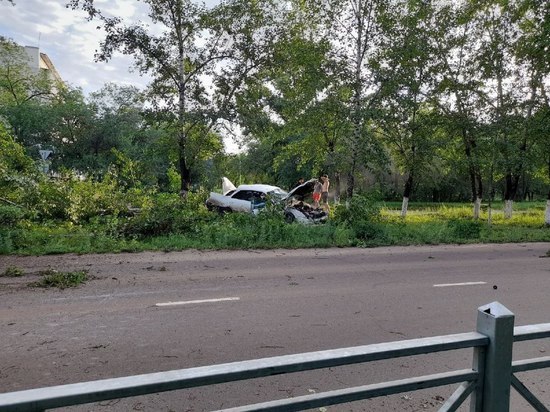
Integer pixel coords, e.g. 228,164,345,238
67,175,151,223
330,194,385,244
447,219,483,239
0,37,54,110
120,190,213,238
0,124,35,176
68,0,254,191
198,211,338,249
0,123,38,205
1,266,23,277
3,220,140,255
0,205,23,227
22,178,71,220
332,194,381,226
2,202,549,255
166,166,181,193
353,221,387,242
2,1,550,255
0,230,14,254
8,167,154,223
33,269,88,289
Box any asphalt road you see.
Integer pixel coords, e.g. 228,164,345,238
1,243,549,411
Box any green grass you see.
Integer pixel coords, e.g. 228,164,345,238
1,201,548,255
1,266,24,277
31,269,89,289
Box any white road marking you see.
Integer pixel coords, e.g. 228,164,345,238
155,297,240,307
433,281,487,288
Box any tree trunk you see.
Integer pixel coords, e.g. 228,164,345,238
472,173,483,219
401,196,409,218
469,169,477,203
401,172,413,218
334,171,341,205
346,168,355,199
178,140,191,194
504,199,513,220
469,167,480,219
473,197,482,220
177,29,191,195
503,173,519,219
462,129,483,219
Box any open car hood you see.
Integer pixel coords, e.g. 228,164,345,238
284,178,318,200
217,176,319,203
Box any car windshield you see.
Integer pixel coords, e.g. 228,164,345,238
268,188,288,200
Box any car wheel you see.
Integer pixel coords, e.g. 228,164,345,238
284,211,295,223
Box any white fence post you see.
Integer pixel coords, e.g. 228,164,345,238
470,301,515,412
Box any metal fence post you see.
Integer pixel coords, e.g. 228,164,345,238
470,301,515,412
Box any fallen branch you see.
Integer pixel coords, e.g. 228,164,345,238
0,197,21,207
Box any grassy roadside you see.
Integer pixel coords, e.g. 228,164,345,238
1,201,548,255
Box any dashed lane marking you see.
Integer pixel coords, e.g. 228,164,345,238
155,297,240,307
433,281,487,288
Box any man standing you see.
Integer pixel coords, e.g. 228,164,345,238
321,174,330,212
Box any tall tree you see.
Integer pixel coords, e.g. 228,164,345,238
470,1,531,218
376,0,447,217
69,0,275,194
54,84,145,177
434,2,488,218
305,0,387,198
514,0,550,224
235,26,351,192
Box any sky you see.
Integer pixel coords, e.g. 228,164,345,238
0,0,152,95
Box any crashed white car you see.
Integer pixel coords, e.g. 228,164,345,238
206,177,328,224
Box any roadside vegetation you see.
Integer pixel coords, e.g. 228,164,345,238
1,183,548,255
1,265,23,277
30,269,89,289
0,263,88,288
1,1,549,256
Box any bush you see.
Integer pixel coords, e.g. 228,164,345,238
0,230,13,254
0,205,24,227
447,219,482,239
12,167,155,224
21,178,71,221
0,124,38,206
353,221,387,242
332,194,381,226
67,176,152,223
120,190,213,238
0,206,23,253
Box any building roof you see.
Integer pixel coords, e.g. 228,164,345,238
39,52,63,84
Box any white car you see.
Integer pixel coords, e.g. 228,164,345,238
206,178,328,224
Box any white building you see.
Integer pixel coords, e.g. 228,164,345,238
23,45,63,84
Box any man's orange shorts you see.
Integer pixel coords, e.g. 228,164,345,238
312,193,321,202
